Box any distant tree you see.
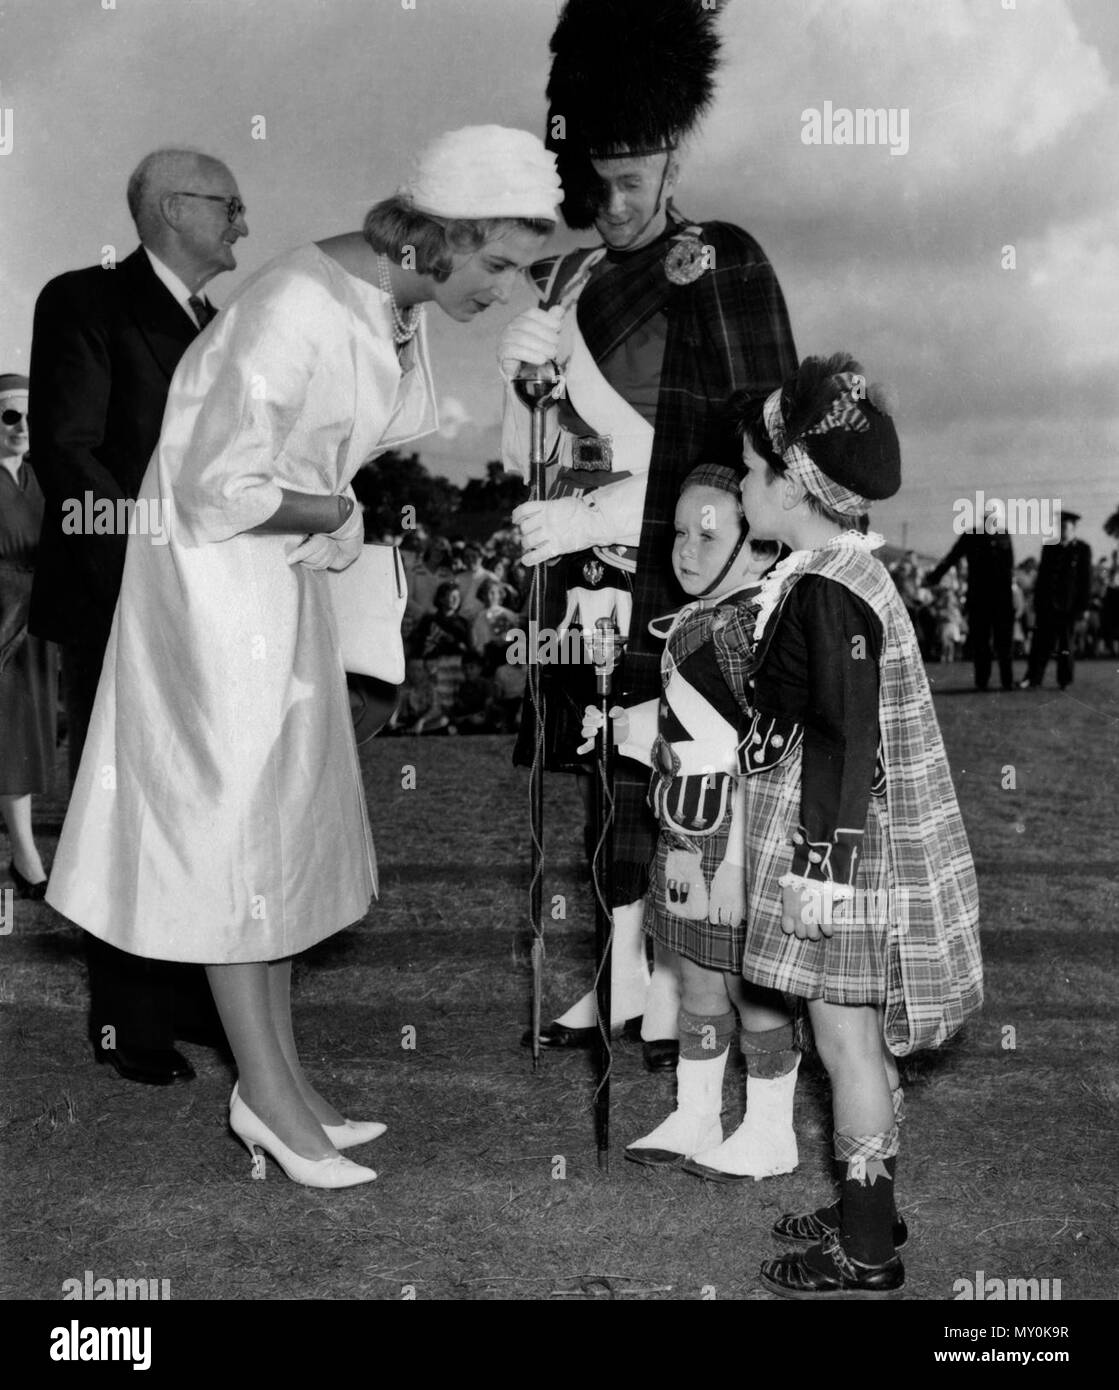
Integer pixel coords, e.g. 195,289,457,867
1104,503,1119,540
458,460,526,515
353,451,462,536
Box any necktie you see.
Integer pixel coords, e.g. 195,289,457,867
188,295,217,330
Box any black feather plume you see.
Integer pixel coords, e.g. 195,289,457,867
545,0,725,228
782,353,866,445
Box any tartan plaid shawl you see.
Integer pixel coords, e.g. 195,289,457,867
759,541,984,1053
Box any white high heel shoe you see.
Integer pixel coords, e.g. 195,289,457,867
323,1119,387,1150
230,1083,386,1152
228,1089,377,1189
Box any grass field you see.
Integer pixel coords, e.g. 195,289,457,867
2,659,1117,1303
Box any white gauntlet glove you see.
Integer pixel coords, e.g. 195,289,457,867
497,304,568,381
576,704,631,757
512,472,647,566
287,492,364,572
512,495,614,566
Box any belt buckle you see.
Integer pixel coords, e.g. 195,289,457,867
570,434,613,472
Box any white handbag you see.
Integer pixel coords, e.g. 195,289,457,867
327,543,407,685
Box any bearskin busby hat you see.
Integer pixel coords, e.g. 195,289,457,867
545,0,725,228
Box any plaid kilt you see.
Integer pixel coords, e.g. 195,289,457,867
742,540,983,1055
741,744,893,1004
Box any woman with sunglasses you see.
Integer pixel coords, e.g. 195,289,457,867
0,374,58,902
47,127,561,1190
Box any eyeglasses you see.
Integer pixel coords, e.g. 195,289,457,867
1,409,27,426
172,192,247,224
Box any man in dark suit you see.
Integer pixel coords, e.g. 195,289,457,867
927,503,1016,691
1021,510,1093,690
29,148,248,1084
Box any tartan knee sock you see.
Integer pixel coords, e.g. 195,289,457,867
832,1127,901,1267
679,1007,736,1062
740,1022,798,1079
814,1085,904,1229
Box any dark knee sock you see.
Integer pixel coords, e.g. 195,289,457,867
815,1085,903,1228
740,1022,798,1079
834,1127,900,1266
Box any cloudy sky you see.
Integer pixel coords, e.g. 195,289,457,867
1,0,1115,560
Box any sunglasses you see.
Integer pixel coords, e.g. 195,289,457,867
1,409,27,426
172,192,247,224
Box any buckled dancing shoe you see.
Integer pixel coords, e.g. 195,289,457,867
772,1203,908,1250
760,1231,904,1300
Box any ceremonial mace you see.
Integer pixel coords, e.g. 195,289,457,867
590,616,622,1167
513,361,561,1069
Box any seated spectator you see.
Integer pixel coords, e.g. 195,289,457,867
451,652,498,732
471,577,518,653
488,554,521,609
491,640,526,732
387,657,450,735
410,580,472,709
454,544,498,622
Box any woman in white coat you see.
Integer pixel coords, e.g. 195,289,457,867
48,127,560,1189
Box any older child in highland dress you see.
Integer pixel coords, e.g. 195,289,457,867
732,355,982,1298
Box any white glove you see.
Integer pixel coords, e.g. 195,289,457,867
287,495,364,572
497,304,568,380
576,703,631,756
512,495,615,567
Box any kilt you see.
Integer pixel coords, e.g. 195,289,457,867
741,744,892,1007
647,814,745,973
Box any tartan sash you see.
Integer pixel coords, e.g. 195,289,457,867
576,224,678,363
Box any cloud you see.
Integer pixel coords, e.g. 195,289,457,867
437,396,473,440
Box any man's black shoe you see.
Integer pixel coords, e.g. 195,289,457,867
642,1039,679,1072
93,1040,196,1085
521,1017,642,1049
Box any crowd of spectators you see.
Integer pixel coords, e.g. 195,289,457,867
377,520,1119,736
382,526,529,736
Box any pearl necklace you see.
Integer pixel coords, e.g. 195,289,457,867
377,255,421,345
